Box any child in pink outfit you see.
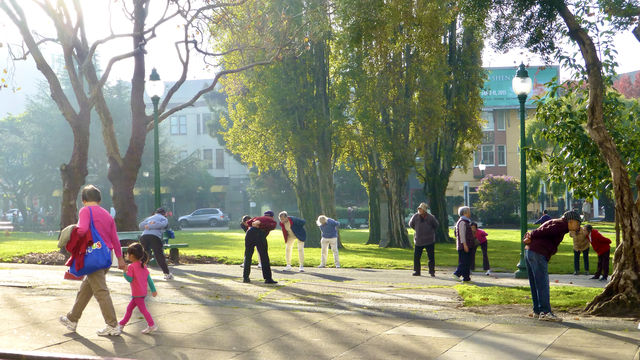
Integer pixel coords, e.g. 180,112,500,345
118,243,158,334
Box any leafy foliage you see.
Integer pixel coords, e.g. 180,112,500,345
475,175,520,225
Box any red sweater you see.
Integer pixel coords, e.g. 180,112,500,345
247,216,277,235
527,219,569,261
589,229,611,255
65,227,92,271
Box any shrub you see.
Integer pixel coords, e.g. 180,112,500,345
475,175,520,226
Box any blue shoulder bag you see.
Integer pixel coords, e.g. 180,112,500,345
69,207,113,276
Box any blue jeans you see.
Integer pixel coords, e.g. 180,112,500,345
525,249,551,314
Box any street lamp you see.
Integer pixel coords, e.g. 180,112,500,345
145,68,165,210
478,163,486,178
512,63,532,279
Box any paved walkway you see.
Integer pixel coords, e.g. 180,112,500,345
0,263,637,359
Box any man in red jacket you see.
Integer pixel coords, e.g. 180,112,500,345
523,210,581,322
585,224,612,281
242,210,278,284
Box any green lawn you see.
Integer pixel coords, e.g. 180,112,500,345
0,223,616,274
455,284,603,310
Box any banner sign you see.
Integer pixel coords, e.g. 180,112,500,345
482,66,559,108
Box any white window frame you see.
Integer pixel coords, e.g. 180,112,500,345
497,145,506,166
481,111,494,131
481,145,495,166
496,110,506,131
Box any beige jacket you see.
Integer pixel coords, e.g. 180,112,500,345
57,224,77,249
569,227,590,251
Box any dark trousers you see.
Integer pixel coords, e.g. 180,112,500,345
470,242,490,271
454,249,471,281
140,234,170,274
243,228,273,281
593,250,610,278
573,249,589,273
414,243,435,275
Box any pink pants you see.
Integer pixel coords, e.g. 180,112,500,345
119,297,154,327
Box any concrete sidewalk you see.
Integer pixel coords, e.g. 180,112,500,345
0,263,637,359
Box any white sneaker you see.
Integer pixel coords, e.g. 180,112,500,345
257,264,262,269
317,264,326,268
97,325,121,336
486,270,492,276
240,263,244,268
299,267,304,272
59,315,77,332
116,324,124,332
141,324,159,334
539,312,562,322
335,265,341,268
164,273,174,280
284,265,292,271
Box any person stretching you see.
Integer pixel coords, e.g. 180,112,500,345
316,215,341,268
118,243,158,334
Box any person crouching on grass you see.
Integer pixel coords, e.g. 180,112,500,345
523,210,581,322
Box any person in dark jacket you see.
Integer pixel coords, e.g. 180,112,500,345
453,206,473,282
409,203,439,277
534,209,552,225
240,215,261,269
279,211,306,272
586,224,611,281
523,210,581,322
243,211,278,284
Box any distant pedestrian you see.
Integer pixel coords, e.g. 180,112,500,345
569,225,590,275
534,209,552,225
347,206,355,229
470,222,491,275
240,215,261,269
582,201,591,222
453,206,473,282
139,208,173,280
586,224,611,281
316,215,340,268
59,185,126,336
117,243,158,334
523,210,581,322
279,211,306,272
243,211,278,284
408,203,439,277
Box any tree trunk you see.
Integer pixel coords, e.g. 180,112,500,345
380,168,411,248
366,175,382,245
59,118,90,228
556,2,640,316
425,174,453,243
294,158,323,248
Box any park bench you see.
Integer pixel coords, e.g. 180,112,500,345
337,218,368,229
117,231,188,264
0,221,14,234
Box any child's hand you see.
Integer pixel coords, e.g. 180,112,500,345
123,264,129,272
152,291,158,297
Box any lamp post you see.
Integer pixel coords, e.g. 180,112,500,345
142,171,150,215
512,63,533,279
144,68,165,210
478,163,486,178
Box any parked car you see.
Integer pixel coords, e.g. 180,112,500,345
4,209,23,223
178,208,228,228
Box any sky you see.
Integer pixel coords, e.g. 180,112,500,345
1,1,639,117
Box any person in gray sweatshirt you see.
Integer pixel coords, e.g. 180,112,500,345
139,208,172,280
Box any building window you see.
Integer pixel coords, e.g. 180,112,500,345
481,111,494,131
497,145,506,166
203,149,213,169
202,113,212,135
178,151,188,160
170,115,187,135
216,149,224,169
496,110,506,131
474,145,495,166
196,114,202,135
481,145,495,165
